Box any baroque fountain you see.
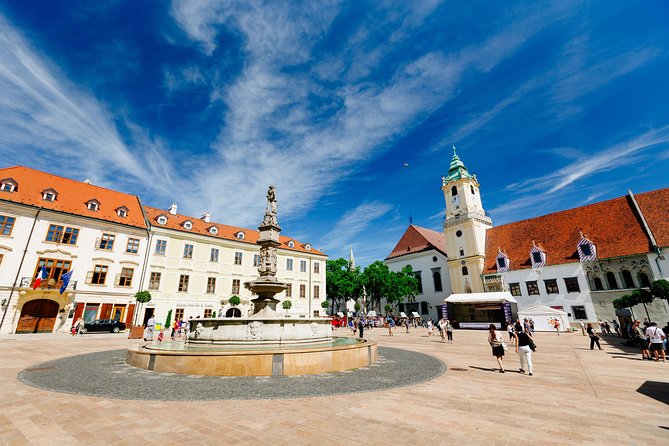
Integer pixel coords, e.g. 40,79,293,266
127,186,376,376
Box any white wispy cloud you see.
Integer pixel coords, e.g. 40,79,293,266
318,201,394,252
0,14,176,195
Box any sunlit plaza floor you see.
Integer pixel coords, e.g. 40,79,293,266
1,327,668,445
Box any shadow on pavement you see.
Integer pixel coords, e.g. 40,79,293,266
468,366,523,374
637,381,669,406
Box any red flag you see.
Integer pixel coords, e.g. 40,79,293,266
33,266,47,289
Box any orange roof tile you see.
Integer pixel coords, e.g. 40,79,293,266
484,194,653,273
634,188,669,248
143,206,326,256
386,225,447,260
0,166,146,228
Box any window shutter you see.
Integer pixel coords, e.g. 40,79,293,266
85,271,93,284
95,237,101,250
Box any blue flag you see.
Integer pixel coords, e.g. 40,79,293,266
60,270,73,294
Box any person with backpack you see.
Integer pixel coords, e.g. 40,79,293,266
645,322,666,362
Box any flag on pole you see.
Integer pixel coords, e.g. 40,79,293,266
33,266,48,289
60,270,73,294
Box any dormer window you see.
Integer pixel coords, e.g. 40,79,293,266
86,199,100,211
116,206,128,218
156,215,167,225
577,234,597,262
236,231,245,240
0,178,17,192
530,242,546,269
183,220,193,230
305,244,312,251
496,250,509,273
287,240,295,248
209,226,218,235
42,188,58,202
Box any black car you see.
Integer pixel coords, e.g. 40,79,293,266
82,319,126,334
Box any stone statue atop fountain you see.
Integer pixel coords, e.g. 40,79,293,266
262,185,278,227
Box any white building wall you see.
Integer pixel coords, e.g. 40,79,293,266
385,249,452,320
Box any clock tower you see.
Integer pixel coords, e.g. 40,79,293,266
442,146,492,293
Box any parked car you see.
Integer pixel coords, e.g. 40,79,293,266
81,319,126,334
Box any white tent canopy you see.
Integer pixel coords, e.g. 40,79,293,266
411,312,421,318
399,312,407,318
444,292,517,304
518,305,570,332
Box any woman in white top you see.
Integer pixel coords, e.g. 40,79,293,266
427,319,434,336
488,324,506,373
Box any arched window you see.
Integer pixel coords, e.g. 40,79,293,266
433,271,443,292
621,270,634,289
638,272,651,288
451,186,458,196
593,277,603,291
606,272,618,290
470,185,475,194
462,266,469,276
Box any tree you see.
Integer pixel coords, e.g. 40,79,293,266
361,261,392,312
622,289,654,322
354,302,361,314
385,266,419,312
165,309,172,328
384,303,393,315
650,279,669,301
211,311,217,318
321,300,330,312
326,258,362,313
282,299,292,314
229,295,241,307
133,290,152,326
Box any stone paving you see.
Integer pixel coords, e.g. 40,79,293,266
1,328,668,445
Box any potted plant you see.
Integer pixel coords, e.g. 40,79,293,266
282,299,292,315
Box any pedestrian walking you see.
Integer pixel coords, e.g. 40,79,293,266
645,322,667,362
586,323,602,350
438,318,447,342
73,317,85,336
507,321,515,341
632,320,651,360
445,319,453,343
358,317,365,338
554,318,561,335
579,320,587,336
405,319,410,334
427,319,434,337
386,316,394,337
611,319,621,337
144,315,156,341
488,324,506,373
515,327,534,376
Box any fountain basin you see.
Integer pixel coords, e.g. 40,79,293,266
127,337,377,376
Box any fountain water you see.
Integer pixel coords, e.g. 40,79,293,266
127,186,376,375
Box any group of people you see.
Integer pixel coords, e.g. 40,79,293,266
629,320,668,362
143,315,191,342
489,321,535,375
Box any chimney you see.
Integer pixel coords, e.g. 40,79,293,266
168,202,178,215
84,179,92,185
201,211,211,223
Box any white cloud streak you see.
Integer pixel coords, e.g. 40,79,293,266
319,201,394,252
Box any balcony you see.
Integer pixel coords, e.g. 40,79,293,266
19,277,78,291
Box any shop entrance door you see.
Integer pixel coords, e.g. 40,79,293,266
142,308,154,327
112,305,125,321
16,299,59,333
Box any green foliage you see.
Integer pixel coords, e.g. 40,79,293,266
631,288,654,305
321,300,330,309
650,279,669,300
384,303,393,315
359,261,419,312
282,300,292,310
326,258,362,312
134,290,152,303
229,295,241,307
165,309,172,327
212,311,217,318
354,302,361,311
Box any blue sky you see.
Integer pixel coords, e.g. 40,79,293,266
1,1,669,265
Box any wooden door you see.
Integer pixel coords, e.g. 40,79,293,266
16,299,59,334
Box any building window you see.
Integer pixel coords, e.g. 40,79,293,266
157,215,167,225
621,270,634,289
234,252,243,265
433,270,443,292
86,200,99,211
89,265,108,285
572,305,587,320
462,266,468,276
414,272,423,294
532,251,543,264
183,221,193,230
314,262,320,274
314,285,320,299
497,257,506,269
148,272,161,290
35,258,71,284
210,248,219,262
232,279,240,295
209,226,218,235
126,238,140,254
564,277,580,293
116,207,128,218
0,253,3,266
300,260,307,272
451,186,457,196
305,244,312,251
299,284,306,298
456,230,463,237
175,308,184,321
593,277,603,291
1,179,17,192
155,239,167,255
0,215,15,236
183,244,194,259
46,225,79,245
544,279,559,294
421,301,429,314
288,241,295,248
470,185,475,194
204,309,213,318
509,283,521,297
42,190,57,201
638,272,651,288
286,283,292,298
580,243,593,257
526,281,539,295
236,232,245,240
253,254,260,267
459,248,465,256
118,268,134,287
98,233,115,250
606,272,618,289
286,258,293,271
178,275,189,292
206,277,216,294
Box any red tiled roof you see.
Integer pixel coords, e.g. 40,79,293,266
634,188,669,247
386,225,447,260
484,194,653,273
144,206,326,256
0,166,146,228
